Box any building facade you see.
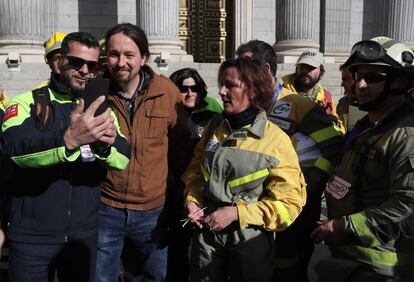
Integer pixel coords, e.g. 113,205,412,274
0,0,413,99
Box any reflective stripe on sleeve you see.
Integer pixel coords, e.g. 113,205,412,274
309,125,341,143
200,164,210,182
313,156,333,173
339,245,412,267
228,168,269,188
11,146,80,168
275,201,292,228
349,212,382,247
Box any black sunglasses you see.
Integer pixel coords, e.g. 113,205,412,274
178,85,198,93
354,72,389,84
64,55,99,72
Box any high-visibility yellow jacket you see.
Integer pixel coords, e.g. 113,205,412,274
267,85,343,197
183,111,306,232
282,74,346,134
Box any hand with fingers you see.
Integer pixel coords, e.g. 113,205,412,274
310,219,345,245
204,206,238,232
64,96,115,150
186,202,206,229
94,113,117,153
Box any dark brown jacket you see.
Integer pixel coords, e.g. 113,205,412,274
101,65,191,210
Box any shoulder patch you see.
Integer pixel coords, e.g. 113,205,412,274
269,100,292,118
3,103,18,122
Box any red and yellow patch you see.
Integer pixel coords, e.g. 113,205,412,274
3,103,18,122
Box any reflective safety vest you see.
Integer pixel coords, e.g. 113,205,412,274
267,86,343,176
292,132,322,170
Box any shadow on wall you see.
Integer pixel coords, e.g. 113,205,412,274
78,0,118,39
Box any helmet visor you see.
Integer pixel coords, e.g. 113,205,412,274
351,40,385,61
350,40,400,67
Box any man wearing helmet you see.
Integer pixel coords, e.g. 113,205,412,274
33,32,67,89
44,31,67,74
311,36,414,282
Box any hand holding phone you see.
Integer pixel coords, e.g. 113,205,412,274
64,78,114,151
83,78,109,116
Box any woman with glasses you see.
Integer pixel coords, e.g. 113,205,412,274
170,68,223,148
182,57,306,282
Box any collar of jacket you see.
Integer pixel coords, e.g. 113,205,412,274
248,110,267,138
282,73,324,100
223,110,267,139
48,72,81,99
141,65,168,100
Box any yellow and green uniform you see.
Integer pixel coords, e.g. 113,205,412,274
267,83,343,281
1,74,130,244
325,98,414,279
32,79,50,90
282,73,346,134
183,110,306,281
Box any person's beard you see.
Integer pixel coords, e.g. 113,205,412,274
60,70,85,98
294,73,321,92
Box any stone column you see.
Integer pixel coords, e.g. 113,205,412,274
376,0,414,49
137,0,192,64
274,0,320,63
234,0,254,52
0,0,53,62
321,0,351,63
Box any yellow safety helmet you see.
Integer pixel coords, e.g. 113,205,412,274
44,31,67,58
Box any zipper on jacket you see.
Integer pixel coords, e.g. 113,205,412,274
63,100,77,243
64,171,73,243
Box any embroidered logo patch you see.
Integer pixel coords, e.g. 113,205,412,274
205,140,220,152
270,101,292,118
267,116,292,131
3,104,18,122
326,175,351,200
196,125,205,138
80,144,96,162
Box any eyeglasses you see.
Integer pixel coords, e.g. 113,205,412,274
178,85,198,93
64,55,99,72
354,72,389,83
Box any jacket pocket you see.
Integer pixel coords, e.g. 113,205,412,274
225,151,279,203
145,107,169,139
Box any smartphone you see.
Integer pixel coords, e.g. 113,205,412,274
83,78,110,116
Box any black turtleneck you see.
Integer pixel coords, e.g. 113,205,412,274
223,106,258,130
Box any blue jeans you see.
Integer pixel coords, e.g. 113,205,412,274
95,203,168,282
8,233,98,282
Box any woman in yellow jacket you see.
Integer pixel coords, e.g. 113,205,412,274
182,57,307,282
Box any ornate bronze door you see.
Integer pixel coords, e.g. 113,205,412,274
179,0,233,63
